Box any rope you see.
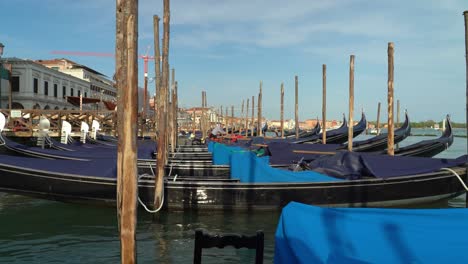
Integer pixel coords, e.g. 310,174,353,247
440,168,468,191
137,174,165,213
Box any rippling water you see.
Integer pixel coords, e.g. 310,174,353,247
0,129,466,263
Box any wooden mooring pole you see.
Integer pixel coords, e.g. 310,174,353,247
258,81,263,136
280,82,284,138
231,105,234,133
240,100,244,135
322,64,327,144
155,0,170,213
245,98,249,136
251,96,254,137
295,75,299,139
348,55,355,151
396,99,400,128
463,11,468,208
376,102,381,135
116,0,138,260
387,42,395,156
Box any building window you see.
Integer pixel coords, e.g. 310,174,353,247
78,90,81,98
63,86,66,98
54,84,58,97
85,92,87,98
11,76,20,92
44,81,49,96
33,78,38,93
71,88,74,97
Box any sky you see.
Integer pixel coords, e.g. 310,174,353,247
1,0,467,122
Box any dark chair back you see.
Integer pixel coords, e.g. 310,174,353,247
193,228,264,264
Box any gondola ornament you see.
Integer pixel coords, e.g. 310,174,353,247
61,121,72,144
80,121,89,143
0,112,5,132
37,117,50,149
91,120,100,140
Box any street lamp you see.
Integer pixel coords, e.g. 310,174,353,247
0,42,5,109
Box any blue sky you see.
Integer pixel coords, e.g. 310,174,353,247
1,0,467,122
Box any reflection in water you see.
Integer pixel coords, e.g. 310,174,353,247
0,195,279,263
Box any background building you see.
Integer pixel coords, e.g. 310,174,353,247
0,57,117,110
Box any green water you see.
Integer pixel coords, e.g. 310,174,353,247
0,129,466,263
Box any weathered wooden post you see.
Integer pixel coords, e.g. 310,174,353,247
174,81,178,145
463,10,468,208
201,91,205,138
376,102,381,135
245,98,249,136
230,105,233,133
280,82,284,138
155,0,171,213
220,105,223,126
322,64,327,144
142,62,148,138
348,55,355,152
251,96,255,137
258,81,263,136
116,0,138,260
295,76,299,139
387,42,395,156
240,100,244,135
396,99,400,128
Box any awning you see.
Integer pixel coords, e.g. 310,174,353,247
66,96,116,110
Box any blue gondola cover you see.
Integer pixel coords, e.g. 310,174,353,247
275,202,468,264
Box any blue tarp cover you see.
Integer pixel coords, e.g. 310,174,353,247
3,136,155,160
0,154,116,178
307,151,467,179
267,142,341,165
231,151,342,183
210,142,246,165
275,202,468,264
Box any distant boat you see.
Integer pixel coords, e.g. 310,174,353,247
434,123,440,130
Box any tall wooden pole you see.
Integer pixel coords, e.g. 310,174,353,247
322,64,327,144
115,0,128,228
231,105,234,133
225,106,228,133
174,81,178,145
376,102,381,135
280,82,284,138
251,96,255,137
295,75,299,139
171,68,176,147
116,0,138,259
155,0,170,211
463,10,468,208
201,91,205,138
258,81,263,136
240,100,244,134
396,99,400,127
348,55,355,152
245,98,249,136
220,105,223,126
387,42,395,156
142,64,148,138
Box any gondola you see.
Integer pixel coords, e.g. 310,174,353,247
342,111,411,152
242,113,367,146
263,115,447,166
283,121,321,139
393,115,454,157
0,147,465,210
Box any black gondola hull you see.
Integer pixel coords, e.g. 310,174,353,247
0,164,464,210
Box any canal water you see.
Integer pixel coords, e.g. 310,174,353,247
0,129,466,263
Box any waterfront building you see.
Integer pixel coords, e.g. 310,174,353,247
0,58,116,110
